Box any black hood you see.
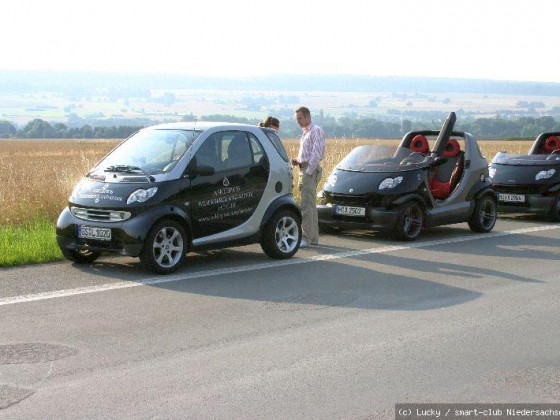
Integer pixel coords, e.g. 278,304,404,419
69,178,154,208
323,168,423,195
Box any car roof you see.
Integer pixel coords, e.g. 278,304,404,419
145,121,257,131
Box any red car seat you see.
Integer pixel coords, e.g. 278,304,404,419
410,134,429,154
430,138,464,199
544,135,560,153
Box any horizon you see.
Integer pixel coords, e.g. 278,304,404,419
2,0,560,84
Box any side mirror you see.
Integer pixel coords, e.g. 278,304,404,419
185,159,215,178
195,165,216,176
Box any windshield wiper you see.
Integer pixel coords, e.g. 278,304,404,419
104,164,143,173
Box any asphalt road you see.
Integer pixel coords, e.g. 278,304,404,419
1,215,559,419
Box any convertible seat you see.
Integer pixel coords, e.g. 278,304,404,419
410,134,429,154
429,138,464,200
544,135,560,153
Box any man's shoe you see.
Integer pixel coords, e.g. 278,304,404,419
300,240,309,248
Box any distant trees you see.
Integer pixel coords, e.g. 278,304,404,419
5,115,560,140
14,118,141,139
0,120,16,137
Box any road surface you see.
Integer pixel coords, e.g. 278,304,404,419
1,215,559,419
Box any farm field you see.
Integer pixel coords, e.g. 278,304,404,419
0,138,532,228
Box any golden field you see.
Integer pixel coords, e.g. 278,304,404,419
0,138,532,227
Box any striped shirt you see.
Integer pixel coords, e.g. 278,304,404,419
297,123,326,175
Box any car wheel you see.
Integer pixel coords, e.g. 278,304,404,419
468,195,497,232
393,201,423,241
546,196,560,222
261,209,301,259
140,219,187,274
61,248,101,264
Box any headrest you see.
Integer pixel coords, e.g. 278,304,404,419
410,134,429,154
443,139,460,157
544,136,560,151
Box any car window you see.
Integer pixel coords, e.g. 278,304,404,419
264,131,289,162
194,135,220,168
196,131,254,172
248,133,265,165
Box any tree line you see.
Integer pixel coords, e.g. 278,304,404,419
1,114,559,140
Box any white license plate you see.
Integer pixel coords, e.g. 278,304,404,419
499,193,525,203
335,205,366,216
78,226,112,241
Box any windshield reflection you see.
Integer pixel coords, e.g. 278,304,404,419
337,145,431,172
96,129,200,175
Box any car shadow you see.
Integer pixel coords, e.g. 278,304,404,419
65,220,556,312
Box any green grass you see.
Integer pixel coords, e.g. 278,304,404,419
0,220,63,267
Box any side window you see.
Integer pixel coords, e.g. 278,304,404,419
264,131,289,162
194,135,220,168
248,133,265,165
224,131,253,169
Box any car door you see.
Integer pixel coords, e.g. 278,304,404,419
188,130,269,239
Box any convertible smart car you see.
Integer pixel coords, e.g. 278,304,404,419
57,122,302,274
489,132,560,221
317,112,498,240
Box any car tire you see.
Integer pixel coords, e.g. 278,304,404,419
140,219,187,274
393,201,423,241
261,209,301,259
468,195,497,232
61,248,101,264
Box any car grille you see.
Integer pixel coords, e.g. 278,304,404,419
121,176,150,183
71,207,131,222
78,238,123,251
326,193,383,207
493,184,543,194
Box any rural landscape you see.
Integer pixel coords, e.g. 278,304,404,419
1,70,558,266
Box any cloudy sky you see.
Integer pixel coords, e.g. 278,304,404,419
2,0,559,83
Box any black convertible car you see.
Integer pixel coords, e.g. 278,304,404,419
489,132,560,221
317,112,497,240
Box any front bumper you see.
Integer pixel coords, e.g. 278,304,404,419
496,192,557,215
56,207,155,257
317,204,398,232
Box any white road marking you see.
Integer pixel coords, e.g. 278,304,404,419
1,225,558,307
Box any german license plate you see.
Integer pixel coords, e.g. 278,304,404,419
335,205,366,216
78,225,112,241
499,193,525,203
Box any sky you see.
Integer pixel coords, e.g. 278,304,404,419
2,0,560,83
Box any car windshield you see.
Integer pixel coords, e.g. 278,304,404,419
492,151,560,166
337,144,431,172
96,129,200,175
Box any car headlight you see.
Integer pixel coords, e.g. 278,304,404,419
535,169,555,180
325,172,337,187
488,167,496,178
127,187,158,204
379,176,403,190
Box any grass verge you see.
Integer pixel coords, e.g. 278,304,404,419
0,220,63,267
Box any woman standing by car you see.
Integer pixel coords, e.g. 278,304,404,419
259,116,280,133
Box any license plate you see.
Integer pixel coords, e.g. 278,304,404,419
78,225,112,241
499,193,525,203
335,205,366,216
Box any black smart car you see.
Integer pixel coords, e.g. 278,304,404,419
489,132,560,221
317,112,497,240
57,122,302,274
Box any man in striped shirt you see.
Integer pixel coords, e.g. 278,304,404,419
292,106,326,248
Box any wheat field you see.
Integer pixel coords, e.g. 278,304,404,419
0,138,532,227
